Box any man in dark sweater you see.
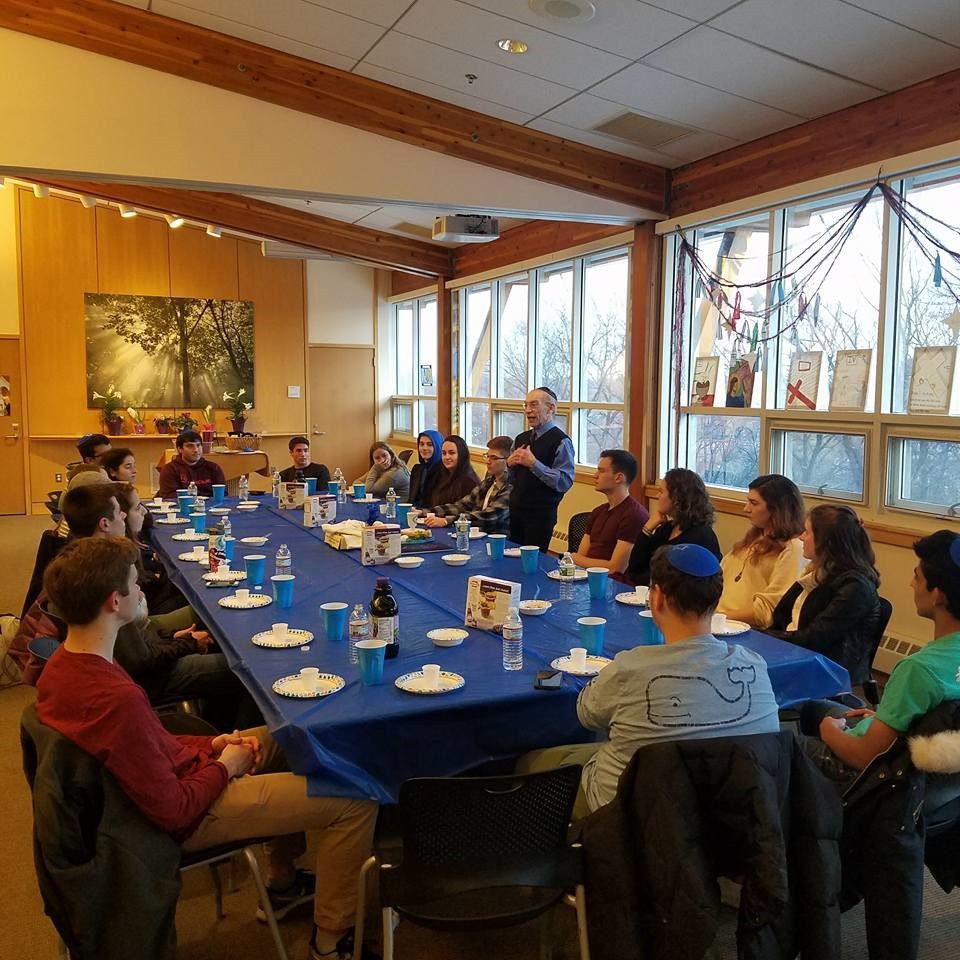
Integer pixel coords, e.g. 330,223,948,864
279,435,331,486
157,430,227,498
506,386,575,550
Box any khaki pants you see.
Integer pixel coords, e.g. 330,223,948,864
515,742,601,820
182,727,377,930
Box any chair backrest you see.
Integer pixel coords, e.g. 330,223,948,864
398,448,414,465
862,596,893,705
567,512,591,554
28,635,61,665
21,530,68,618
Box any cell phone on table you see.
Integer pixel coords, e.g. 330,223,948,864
535,670,562,690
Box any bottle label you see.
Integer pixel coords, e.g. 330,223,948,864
372,614,399,645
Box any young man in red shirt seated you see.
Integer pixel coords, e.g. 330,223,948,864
36,537,377,959
570,449,649,577
157,430,227,498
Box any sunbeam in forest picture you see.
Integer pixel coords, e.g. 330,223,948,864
84,293,254,407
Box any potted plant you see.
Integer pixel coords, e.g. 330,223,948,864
223,388,253,432
201,404,216,442
172,411,197,434
92,384,124,435
154,414,173,435
127,405,146,435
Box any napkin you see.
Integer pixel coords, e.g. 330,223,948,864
323,519,366,551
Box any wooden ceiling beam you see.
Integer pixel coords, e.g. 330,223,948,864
1,0,668,213
32,178,454,276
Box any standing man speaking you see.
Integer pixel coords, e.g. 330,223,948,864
507,387,575,550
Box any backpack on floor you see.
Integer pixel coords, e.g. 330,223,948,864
0,613,22,687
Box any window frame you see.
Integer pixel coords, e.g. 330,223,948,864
388,292,439,439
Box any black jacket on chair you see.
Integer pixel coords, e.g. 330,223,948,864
768,571,880,685
575,731,842,960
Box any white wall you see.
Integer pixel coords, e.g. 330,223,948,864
306,261,375,345
0,185,18,335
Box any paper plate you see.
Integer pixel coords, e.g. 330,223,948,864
156,516,190,525
252,628,314,648
427,628,468,647
519,600,552,616
546,568,588,581
178,551,209,562
448,530,486,539
172,531,208,542
238,500,260,507
395,670,465,694
614,592,648,606
353,497,380,504
239,536,269,545
218,593,273,609
202,570,246,585
550,655,612,677
713,620,750,637
503,548,521,558
209,507,231,514
272,673,345,698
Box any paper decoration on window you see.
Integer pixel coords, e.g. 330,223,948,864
690,356,719,407
419,364,434,388
725,354,757,408
943,305,960,338
829,349,873,412
907,346,957,415
785,352,823,411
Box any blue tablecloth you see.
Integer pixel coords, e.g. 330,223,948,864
151,497,849,802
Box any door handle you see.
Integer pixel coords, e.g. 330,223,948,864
2,422,19,439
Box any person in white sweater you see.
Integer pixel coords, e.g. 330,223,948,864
717,474,805,629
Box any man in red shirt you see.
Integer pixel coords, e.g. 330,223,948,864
157,430,227,498
36,537,377,960
570,449,649,576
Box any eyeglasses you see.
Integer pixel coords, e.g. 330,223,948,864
483,454,506,461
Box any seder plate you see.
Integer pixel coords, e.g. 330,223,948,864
395,671,465,694
272,673,345,698
252,628,314,648
218,593,273,609
550,655,612,677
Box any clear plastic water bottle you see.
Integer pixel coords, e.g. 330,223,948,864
385,486,397,519
187,480,198,499
502,607,523,671
237,473,249,502
348,603,369,665
558,551,576,601
271,468,281,502
221,514,231,541
193,493,206,517
334,467,346,504
455,513,470,552
275,543,292,577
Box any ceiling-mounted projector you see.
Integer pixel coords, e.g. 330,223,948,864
432,214,500,243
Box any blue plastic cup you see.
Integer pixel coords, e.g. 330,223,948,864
327,480,339,496
637,609,665,646
353,482,366,500
320,601,349,641
243,554,266,588
486,534,507,559
211,483,226,505
223,536,235,562
355,638,387,685
577,616,607,655
397,503,413,529
177,495,192,518
190,512,206,533
176,488,189,497
520,545,539,574
305,477,318,496
271,574,296,609
586,566,609,600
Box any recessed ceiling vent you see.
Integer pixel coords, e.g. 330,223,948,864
592,112,693,148
529,0,596,24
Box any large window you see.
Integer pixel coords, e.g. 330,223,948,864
389,294,438,436
661,162,960,521
459,248,629,466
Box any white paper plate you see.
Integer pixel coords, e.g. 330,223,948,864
614,592,648,606
202,570,246,585
172,531,207,542
546,568,589,581
272,673,345,698
395,670,465,694
239,536,269,545
551,655,612,676
713,620,750,637
209,507,231,514
218,593,273,609
252,628,314,648
519,600,552,616
156,516,190,525
353,497,380,503
179,551,210,562
503,548,521,558
427,628,468,647
448,530,486,539
238,500,260,507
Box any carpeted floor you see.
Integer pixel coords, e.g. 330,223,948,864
1,514,958,959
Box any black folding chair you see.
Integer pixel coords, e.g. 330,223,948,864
567,512,591,554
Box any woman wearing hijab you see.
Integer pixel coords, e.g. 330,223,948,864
408,429,444,508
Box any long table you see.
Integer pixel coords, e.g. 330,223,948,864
151,498,850,802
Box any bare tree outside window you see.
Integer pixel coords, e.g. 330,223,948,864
537,266,573,401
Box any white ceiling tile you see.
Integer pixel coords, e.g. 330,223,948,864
394,0,629,88
655,128,741,163
306,0,418,28
538,92,635,130
643,26,880,116
642,1,743,21
354,63,535,125
844,1,960,48
154,0,384,60
525,118,682,167
244,195,383,221
360,32,576,115
711,0,960,89
592,62,802,140
459,0,696,61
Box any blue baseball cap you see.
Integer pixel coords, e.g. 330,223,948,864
663,543,721,578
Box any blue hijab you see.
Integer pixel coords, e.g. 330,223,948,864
417,430,444,470
412,429,444,506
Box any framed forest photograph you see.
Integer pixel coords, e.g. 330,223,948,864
84,293,255,408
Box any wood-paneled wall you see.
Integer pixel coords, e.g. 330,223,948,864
17,187,308,509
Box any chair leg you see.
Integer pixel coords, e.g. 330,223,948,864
538,907,555,960
208,861,225,919
381,907,395,960
242,846,289,960
353,855,377,956
574,884,591,960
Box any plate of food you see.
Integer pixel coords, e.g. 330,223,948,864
546,568,589,582
172,531,208,542
156,516,190,525
401,528,433,542
239,536,269,545
519,599,552,616
427,628,468,647
202,570,246,585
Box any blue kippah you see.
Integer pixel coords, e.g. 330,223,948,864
663,543,721,578
950,537,960,568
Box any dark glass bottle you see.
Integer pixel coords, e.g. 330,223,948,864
294,469,306,483
370,577,400,659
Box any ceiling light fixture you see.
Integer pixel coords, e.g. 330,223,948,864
33,184,50,199
528,0,596,24
206,224,222,238
165,213,185,229
498,38,529,54
118,203,137,218
79,195,97,209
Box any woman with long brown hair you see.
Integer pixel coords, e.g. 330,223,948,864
351,440,410,500
425,435,480,508
768,504,881,684
717,474,805,627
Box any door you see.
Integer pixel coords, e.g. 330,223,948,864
0,338,25,515
308,346,376,484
